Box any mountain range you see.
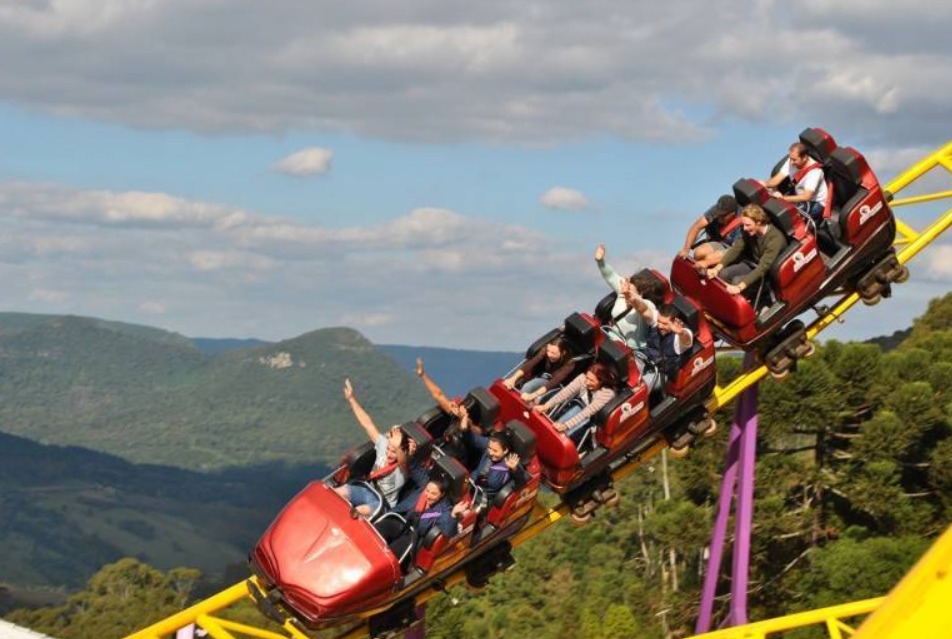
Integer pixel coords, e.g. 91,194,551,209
0,313,434,470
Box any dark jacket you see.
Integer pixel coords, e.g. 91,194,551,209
467,431,528,502
518,351,575,392
644,327,691,381
720,225,788,288
395,497,457,539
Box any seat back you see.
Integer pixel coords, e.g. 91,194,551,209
761,199,825,303
828,146,864,211
402,421,434,458
429,453,467,504
733,178,770,207
415,405,455,441
523,327,562,360
463,387,500,430
598,338,636,388
594,292,618,324
665,295,717,395
564,312,599,355
330,440,376,485
763,197,808,241
799,127,837,164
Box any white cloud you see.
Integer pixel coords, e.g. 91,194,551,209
274,147,334,176
138,301,167,315
924,245,952,280
28,288,68,303
0,182,246,228
540,187,590,210
0,179,602,348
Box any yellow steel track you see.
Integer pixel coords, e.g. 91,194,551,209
123,138,952,639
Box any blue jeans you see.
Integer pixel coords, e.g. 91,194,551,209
551,402,590,445
347,483,383,512
521,374,550,394
798,200,824,222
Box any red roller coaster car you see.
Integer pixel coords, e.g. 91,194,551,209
671,127,904,376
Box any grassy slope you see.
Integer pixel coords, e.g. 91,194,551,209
0,314,432,469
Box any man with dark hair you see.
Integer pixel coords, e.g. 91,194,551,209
763,142,828,221
645,304,695,384
705,203,788,304
594,244,661,350
679,194,741,268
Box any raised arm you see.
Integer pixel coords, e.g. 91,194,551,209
621,280,658,323
594,244,624,294
416,357,458,415
343,378,382,443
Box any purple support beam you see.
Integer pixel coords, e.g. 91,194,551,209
695,352,760,634
405,604,427,639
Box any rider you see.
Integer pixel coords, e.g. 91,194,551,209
594,244,663,351
533,362,617,447
679,194,741,269
336,378,421,517
503,336,576,403
458,412,525,510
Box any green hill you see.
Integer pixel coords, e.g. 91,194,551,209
0,430,326,590
0,314,432,470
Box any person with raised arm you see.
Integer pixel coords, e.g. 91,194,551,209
336,378,419,517
594,244,662,351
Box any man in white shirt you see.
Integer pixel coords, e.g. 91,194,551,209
764,142,828,221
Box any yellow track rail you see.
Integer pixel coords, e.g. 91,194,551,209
122,138,952,639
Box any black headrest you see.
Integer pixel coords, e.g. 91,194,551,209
524,327,561,360
672,295,700,333
564,312,597,354
829,147,864,185
401,421,433,456
463,387,500,429
431,454,467,503
597,339,629,386
762,198,797,236
594,292,618,324
733,178,770,207
505,420,536,460
799,127,837,164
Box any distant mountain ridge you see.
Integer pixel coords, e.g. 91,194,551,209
378,344,521,397
0,429,324,590
0,313,431,470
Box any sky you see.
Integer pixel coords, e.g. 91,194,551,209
1,0,951,350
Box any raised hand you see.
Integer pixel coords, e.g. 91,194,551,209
415,357,425,377
505,453,521,470
343,378,354,401
458,405,470,431
594,244,606,262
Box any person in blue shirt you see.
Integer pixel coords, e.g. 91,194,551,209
374,478,464,568
459,412,526,511
644,304,695,390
